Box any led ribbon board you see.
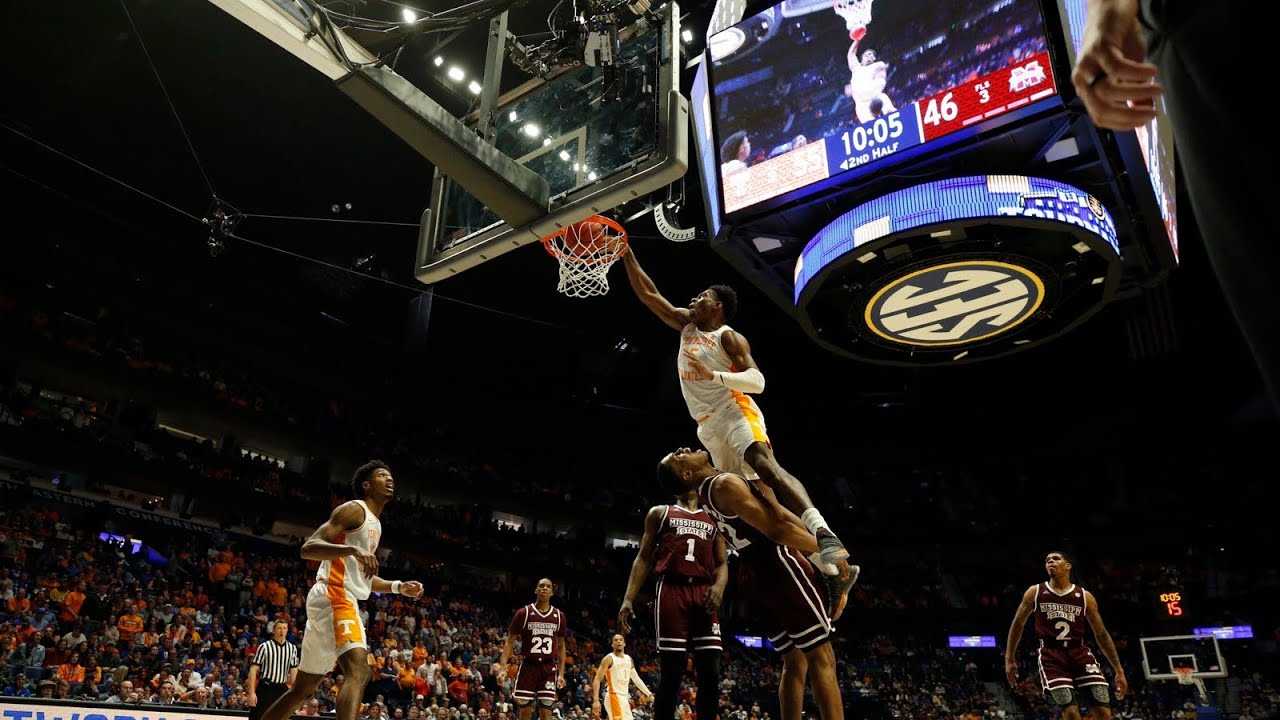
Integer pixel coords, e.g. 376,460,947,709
795,175,1119,304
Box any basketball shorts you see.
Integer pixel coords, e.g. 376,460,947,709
654,577,722,653
1038,644,1108,693
696,396,769,478
738,545,830,653
299,582,368,675
603,692,632,720
513,661,558,704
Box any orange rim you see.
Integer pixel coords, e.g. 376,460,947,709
540,215,629,265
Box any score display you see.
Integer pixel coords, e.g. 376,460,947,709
1158,591,1185,618
709,0,1059,215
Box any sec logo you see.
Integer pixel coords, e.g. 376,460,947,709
864,260,1044,347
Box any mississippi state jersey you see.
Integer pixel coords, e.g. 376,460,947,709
697,474,770,555
508,604,565,663
315,500,382,600
1033,582,1087,644
652,505,719,582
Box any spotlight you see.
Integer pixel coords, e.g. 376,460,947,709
402,8,417,23
447,66,465,82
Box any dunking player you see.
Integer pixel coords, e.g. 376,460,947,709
619,248,858,619
497,578,567,720
658,447,845,720
834,0,895,123
590,634,653,720
258,461,424,720
617,490,727,720
1005,552,1129,719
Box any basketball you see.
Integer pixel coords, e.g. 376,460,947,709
561,220,612,257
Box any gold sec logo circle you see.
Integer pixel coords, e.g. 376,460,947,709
863,260,1045,347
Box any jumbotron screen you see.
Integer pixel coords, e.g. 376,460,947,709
708,0,1060,214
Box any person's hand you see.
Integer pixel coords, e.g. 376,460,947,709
682,350,714,381
350,548,379,577
618,601,634,635
247,691,258,707
704,585,724,613
1115,671,1128,700
1004,659,1018,688
493,665,507,684
640,694,653,706
557,674,566,689
591,700,601,719
400,581,424,599
1071,0,1162,130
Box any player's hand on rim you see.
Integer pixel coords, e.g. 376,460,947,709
350,547,379,576
618,601,634,635
681,350,714,381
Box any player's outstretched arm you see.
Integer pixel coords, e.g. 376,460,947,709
620,247,692,331
369,578,424,598
620,506,665,634
713,474,818,554
1085,591,1129,698
590,654,613,717
1004,585,1037,687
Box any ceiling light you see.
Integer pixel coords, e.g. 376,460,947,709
681,29,693,43
588,171,598,181
522,123,540,138
468,81,482,95
559,150,571,161
542,137,552,146
508,111,518,122
447,66,465,82
402,8,417,23
433,56,443,67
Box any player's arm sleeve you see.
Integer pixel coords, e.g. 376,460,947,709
716,332,766,393
629,668,652,696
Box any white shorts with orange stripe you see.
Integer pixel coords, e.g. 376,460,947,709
299,582,369,675
604,692,633,720
696,394,769,479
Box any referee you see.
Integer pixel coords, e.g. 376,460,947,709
248,620,300,720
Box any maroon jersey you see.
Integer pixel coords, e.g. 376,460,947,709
697,474,771,556
1033,582,1088,646
508,604,565,663
652,504,719,582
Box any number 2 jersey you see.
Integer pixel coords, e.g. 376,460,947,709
508,604,566,663
651,504,719,583
1033,582,1087,647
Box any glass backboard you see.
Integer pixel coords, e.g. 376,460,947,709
416,3,688,284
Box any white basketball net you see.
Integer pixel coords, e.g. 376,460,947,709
542,221,628,298
1174,668,1209,705
834,0,874,29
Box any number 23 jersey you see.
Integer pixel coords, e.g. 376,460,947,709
509,604,566,663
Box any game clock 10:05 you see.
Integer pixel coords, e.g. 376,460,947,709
825,109,923,176
1158,591,1185,618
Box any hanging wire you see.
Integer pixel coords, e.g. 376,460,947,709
1,121,602,337
244,213,420,228
118,0,215,197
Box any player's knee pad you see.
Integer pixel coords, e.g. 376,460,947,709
514,698,533,708
538,698,556,708
1087,684,1111,706
1049,687,1077,708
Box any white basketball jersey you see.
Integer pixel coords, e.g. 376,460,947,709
315,499,382,600
850,63,886,102
678,324,760,421
606,653,634,695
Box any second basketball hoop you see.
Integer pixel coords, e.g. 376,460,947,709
541,216,629,298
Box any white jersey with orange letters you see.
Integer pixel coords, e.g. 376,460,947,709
603,653,649,720
299,499,381,674
678,323,769,478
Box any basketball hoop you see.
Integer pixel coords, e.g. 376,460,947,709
540,215,629,298
1174,668,1209,705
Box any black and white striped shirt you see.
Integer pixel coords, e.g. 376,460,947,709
251,639,299,685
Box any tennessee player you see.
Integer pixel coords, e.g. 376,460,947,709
258,461,423,720
591,634,653,720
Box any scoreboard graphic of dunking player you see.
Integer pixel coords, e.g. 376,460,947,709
708,0,1059,214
